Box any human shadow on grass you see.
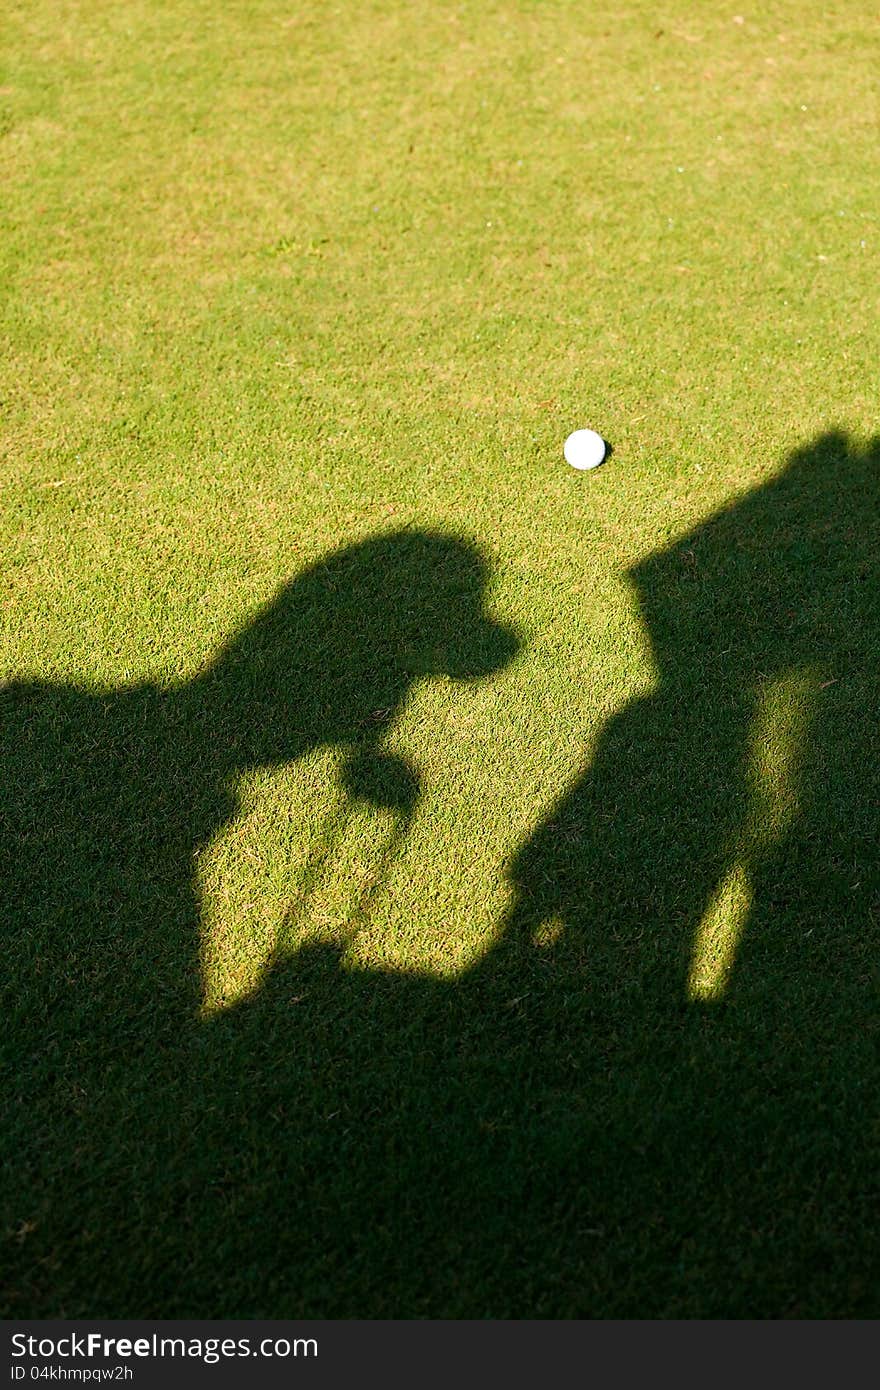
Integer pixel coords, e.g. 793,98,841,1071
0,529,517,1314
4,434,880,1317
488,429,880,1314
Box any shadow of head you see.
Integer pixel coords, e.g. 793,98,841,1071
193,528,520,769
766,428,880,512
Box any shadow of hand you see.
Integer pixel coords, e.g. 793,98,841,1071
340,749,420,815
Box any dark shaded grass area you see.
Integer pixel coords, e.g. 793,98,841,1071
2,434,879,1316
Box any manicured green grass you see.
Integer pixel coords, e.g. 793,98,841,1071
2,0,879,1317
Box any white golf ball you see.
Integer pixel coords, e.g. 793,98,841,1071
564,429,606,471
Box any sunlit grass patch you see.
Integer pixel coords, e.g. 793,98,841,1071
688,671,818,1001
